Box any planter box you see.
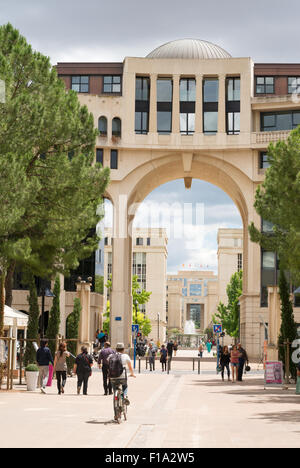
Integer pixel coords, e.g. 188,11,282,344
26,371,39,391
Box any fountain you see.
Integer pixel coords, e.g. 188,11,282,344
184,319,196,335
174,320,203,349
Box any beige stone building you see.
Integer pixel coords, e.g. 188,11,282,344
167,271,218,332
104,228,168,343
56,39,300,357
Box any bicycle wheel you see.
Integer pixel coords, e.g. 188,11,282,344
123,401,127,421
113,390,121,423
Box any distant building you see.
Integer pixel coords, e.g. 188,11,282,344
104,227,168,342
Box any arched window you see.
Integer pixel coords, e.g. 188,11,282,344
98,116,107,136
112,117,121,137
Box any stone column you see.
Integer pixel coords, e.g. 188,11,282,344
218,74,226,134
267,286,281,360
172,74,180,134
76,280,92,349
149,74,157,133
195,74,203,133
110,201,133,350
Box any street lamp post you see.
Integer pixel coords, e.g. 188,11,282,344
40,283,55,338
157,312,160,345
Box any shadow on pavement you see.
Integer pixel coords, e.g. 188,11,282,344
251,411,300,424
86,418,118,425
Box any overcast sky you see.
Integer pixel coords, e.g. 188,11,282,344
1,0,295,273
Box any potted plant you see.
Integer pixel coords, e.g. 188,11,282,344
25,364,39,391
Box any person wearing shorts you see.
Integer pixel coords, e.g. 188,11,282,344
108,343,136,405
230,345,240,382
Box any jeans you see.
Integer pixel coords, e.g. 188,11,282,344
38,366,49,389
77,372,90,395
238,359,245,381
56,371,67,393
149,357,155,371
102,364,112,394
161,360,167,371
221,363,230,379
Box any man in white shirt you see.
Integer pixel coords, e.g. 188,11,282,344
108,342,136,405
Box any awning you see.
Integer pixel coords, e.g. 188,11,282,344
4,305,28,327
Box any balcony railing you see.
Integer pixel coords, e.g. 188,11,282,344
252,130,291,144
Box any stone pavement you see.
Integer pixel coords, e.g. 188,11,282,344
0,360,299,448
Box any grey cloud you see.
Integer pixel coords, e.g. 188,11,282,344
1,0,300,63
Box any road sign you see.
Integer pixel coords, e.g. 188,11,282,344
132,324,139,334
213,324,222,334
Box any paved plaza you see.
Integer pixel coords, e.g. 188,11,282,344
0,353,299,448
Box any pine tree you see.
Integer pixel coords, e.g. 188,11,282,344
46,276,61,358
0,24,110,330
213,270,242,340
24,272,40,366
278,268,298,380
66,298,81,373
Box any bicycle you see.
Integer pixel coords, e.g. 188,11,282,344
112,379,128,424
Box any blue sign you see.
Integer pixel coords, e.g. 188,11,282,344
213,324,222,334
115,317,122,321
132,324,139,333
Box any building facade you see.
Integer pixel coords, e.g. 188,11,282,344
104,228,168,343
56,38,300,357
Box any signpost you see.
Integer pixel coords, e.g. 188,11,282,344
132,324,139,369
213,324,222,373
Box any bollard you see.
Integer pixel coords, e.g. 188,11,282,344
193,358,195,372
146,357,148,370
139,357,141,374
198,358,200,375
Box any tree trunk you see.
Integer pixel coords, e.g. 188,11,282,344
0,272,5,338
5,262,15,307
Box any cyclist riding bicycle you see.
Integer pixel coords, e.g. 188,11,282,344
108,342,136,406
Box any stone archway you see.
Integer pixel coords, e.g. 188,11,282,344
108,151,261,357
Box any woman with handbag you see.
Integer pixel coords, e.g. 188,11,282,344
220,346,231,382
73,346,93,395
54,342,70,395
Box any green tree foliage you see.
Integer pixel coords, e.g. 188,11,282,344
66,298,81,373
0,24,110,331
95,275,104,295
248,127,300,282
278,268,298,380
24,272,40,366
213,270,243,339
103,300,110,334
46,276,61,358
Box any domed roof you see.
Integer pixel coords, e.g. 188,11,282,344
146,39,231,60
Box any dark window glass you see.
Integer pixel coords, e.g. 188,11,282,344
256,76,274,94
103,75,121,93
180,79,195,135
136,238,143,246
96,149,103,165
71,76,89,93
157,111,172,134
261,111,300,131
112,118,121,137
136,77,149,101
135,111,149,134
157,79,173,102
203,79,219,103
65,251,96,292
98,116,107,135
110,150,118,169
147,237,151,246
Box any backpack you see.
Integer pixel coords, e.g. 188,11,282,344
108,353,124,378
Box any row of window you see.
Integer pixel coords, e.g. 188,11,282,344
135,76,241,135
256,76,300,95
261,110,300,132
98,116,121,137
96,149,118,169
71,75,122,94
104,237,151,246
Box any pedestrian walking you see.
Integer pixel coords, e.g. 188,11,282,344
73,346,93,395
167,340,174,370
206,340,212,354
198,343,204,358
220,345,231,381
230,345,240,382
98,342,115,395
148,343,156,371
173,341,178,356
54,342,70,395
97,330,106,349
160,344,168,372
36,339,54,394
237,343,249,382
